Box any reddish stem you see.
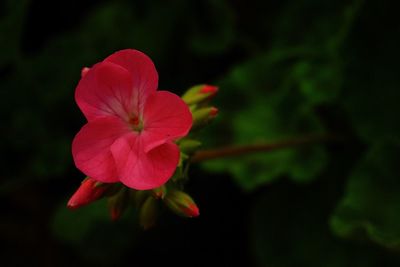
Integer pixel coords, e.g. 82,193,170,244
190,134,341,163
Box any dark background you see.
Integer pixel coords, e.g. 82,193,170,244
1,0,400,266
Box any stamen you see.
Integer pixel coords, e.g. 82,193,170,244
129,115,144,132
129,116,140,126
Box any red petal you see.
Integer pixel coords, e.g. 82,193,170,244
75,61,135,121
110,134,180,190
104,49,158,113
142,91,193,153
72,117,130,183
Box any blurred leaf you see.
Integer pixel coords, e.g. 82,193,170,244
289,145,328,183
251,183,400,267
82,1,181,59
52,198,138,265
331,139,400,249
272,0,361,51
293,60,342,105
341,50,400,143
201,51,328,190
199,0,361,190
0,0,29,67
188,0,235,55
52,199,109,244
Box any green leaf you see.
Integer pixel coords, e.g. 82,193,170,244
331,139,400,249
293,60,342,105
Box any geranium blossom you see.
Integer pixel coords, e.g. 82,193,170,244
72,49,193,190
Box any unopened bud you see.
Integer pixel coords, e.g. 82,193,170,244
164,190,200,218
209,107,218,117
81,67,90,77
67,177,110,209
139,196,158,230
152,185,167,199
108,188,129,221
192,106,218,129
133,190,149,209
182,84,218,105
179,139,202,154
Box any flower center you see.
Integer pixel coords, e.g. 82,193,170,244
129,115,144,132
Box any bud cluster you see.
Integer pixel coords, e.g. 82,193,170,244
182,84,219,130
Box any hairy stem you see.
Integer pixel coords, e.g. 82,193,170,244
190,134,341,163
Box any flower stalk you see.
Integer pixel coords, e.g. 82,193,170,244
190,134,341,163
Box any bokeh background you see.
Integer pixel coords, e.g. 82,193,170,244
2,0,400,266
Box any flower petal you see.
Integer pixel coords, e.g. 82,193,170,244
142,91,193,153
110,133,180,190
72,117,130,183
104,49,158,113
75,61,134,121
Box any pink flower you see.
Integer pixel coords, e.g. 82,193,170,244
72,49,193,190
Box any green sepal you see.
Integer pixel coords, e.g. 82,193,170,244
139,196,158,230
179,139,202,154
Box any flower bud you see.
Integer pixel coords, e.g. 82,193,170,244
179,139,202,154
133,190,149,208
67,177,110,209
164,190,199,218
182,84,218,105
152,185,167,199
192,106,218,129
108,188,129,221
81,67,90,77
139,196,159,230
